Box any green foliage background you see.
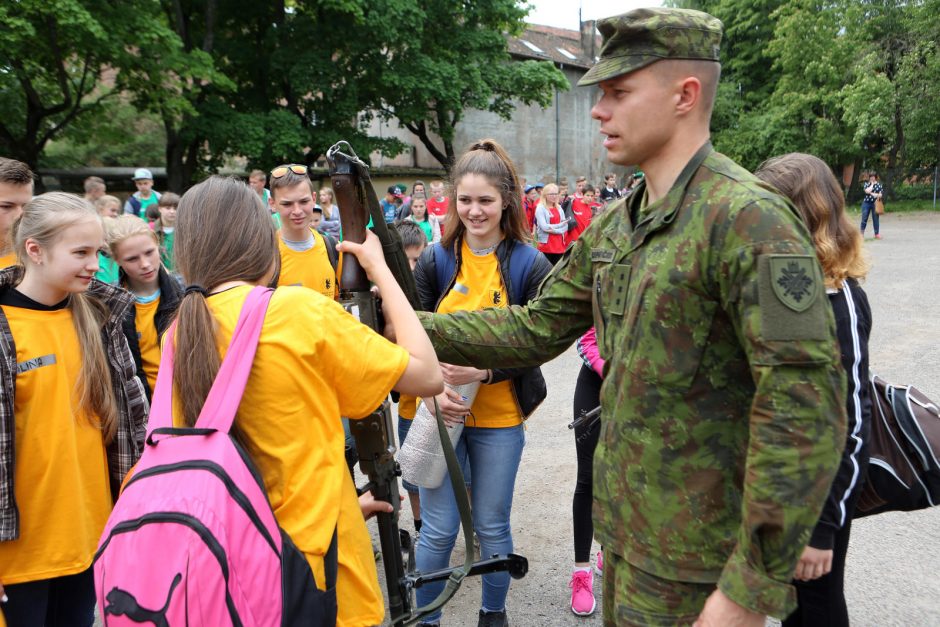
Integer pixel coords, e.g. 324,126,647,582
1,0,567,191
4,0,938,198
669,0,939,200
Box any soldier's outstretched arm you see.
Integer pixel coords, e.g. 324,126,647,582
714,200,847,617
419,237,596,369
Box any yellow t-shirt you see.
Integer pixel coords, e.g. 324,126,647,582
435,240,522,428
0,304,111,584
135,296,160,393
398,394,417,420
0,251,17,269
173,285,408,627
277,229,338,300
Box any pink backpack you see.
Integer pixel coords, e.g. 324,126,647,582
94,287,337,626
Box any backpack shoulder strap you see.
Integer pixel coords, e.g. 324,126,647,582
506,241,539,306
432,242,455,297
147,286,273,435
321,232,338,271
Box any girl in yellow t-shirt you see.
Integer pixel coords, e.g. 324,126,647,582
170,176,442,627
411,139,551,627
107,215,183,400
0,193,148,626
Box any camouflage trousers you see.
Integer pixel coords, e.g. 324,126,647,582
603,552,714,626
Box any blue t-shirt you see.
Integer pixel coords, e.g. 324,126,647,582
380,199,398,223
863,182,882,204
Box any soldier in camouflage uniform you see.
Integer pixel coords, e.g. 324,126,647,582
416,8,847,627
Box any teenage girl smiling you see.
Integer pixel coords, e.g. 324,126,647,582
0,193,148,626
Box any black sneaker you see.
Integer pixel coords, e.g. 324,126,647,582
477,609,509,627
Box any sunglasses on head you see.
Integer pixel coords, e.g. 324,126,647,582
270,164,308,179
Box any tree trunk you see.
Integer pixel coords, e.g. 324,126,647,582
884,94,906,201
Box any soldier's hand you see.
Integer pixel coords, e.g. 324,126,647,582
440,363,488,386
693,589,764,627
423,388,470,427
793,546,833,581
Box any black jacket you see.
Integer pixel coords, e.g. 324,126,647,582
121,267,183,400
810,277,873,549
414,237,552,418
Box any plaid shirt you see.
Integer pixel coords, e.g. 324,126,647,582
0,267,149,541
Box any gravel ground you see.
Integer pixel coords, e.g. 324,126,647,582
377,211,940,626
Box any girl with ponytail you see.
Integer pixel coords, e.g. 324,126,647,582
171,176,442,626
0,192,148,625
412,139,551,627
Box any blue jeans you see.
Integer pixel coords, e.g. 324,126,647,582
860,201,879,235
415,424,525,623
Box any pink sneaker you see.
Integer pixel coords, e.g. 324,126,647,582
875,234,883,239
595,550,603,575
569,570,596,616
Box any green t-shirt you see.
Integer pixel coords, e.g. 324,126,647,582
95,252,120,285
160,227,175,270
416,219,433,242
138,194,159,219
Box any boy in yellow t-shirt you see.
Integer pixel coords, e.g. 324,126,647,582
0,159,34,269
269,166,338,300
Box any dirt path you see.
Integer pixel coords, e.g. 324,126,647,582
380,211,940,626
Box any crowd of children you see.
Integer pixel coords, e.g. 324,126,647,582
0,147,555,627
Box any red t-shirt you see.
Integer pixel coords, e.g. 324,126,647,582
567,198,594,242
427,197,449,218
427,197,449,235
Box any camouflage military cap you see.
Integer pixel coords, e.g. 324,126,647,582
578,8,723,86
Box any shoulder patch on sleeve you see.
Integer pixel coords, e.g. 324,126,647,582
759,255,827,341
769,255,818,312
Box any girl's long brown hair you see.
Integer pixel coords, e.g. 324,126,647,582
756,153,869,288
13,192,118,442
173,176,277,427
440,139,530,248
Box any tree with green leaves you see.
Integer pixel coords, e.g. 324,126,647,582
376,0,569,169
0,1,179,175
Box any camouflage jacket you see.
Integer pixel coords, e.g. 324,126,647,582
420,143,847,617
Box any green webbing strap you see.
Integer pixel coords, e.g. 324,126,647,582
404,398,474,624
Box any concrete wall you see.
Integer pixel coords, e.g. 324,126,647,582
366,66,629,190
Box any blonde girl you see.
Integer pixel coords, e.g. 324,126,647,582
108,215,183,400
534,183,568,265
0,193,147,626
171,176,441,626
318,186,341,239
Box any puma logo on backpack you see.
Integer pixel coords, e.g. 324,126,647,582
95,287,338,626
104,573,181,627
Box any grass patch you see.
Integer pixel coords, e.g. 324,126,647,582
846,199,940,215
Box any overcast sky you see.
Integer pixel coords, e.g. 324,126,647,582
525,0,664,30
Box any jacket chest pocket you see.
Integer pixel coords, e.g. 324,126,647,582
624,274,717,390
591,262,633,366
